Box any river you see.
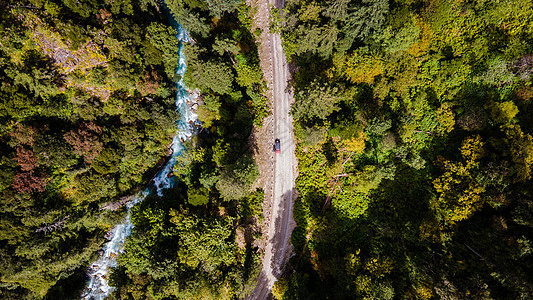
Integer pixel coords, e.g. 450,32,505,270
81,23,198,300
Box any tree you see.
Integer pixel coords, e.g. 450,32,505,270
291,81,342,122
10,49,60,98
299,126,327,147
431,153,486,226
13,147,39,171
346,164,395,195
339,0,389,42
170,210,236,272
331,50,384,85
92,148,120,174
187,58,234,95
378,15,420,53
342,130,367,153
333,191,370,219
478,57,516,86
235,63,262,88
145,23,180,76
503,124,533,182
293,25,339,59
187,186,209,206
197,105,221,128
272,277,290,300
8,123,36,146
120,206,168,276
216,156,259,201
12,171,48,194
212,38,240,56
488,100,519,124
366,117,392,137
457,106,487,131
279,0,533,297
63,122,103,163
436,103,455,133
204,0,242,17
460,135,486,168
322,0,350,22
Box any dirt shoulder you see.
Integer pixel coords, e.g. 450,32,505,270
248,0,276,254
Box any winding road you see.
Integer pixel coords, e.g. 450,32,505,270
248,0,296,298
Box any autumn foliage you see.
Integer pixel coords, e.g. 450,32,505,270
280,0,533,298
12,171,49,194
63,122,103,163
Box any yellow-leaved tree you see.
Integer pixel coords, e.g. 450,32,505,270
329,50,384,85
297,1,321,23
342,130,368,153
488,100,519,124
503,124,533,182
431,135,487,226
436,102,455,134
272,277,289,300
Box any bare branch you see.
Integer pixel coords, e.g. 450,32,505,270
35,215,70,234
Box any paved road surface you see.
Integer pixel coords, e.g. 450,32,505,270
247,0,296,299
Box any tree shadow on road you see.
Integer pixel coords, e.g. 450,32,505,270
246,189,296,300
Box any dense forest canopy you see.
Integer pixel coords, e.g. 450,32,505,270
2,0,533,298
273,0,533,299
0,0,266,298
0,0,181,297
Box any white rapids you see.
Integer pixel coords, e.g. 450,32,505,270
81,24,198,300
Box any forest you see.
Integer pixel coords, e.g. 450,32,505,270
272,0,533,299
0,0,266,299
2,0,533,299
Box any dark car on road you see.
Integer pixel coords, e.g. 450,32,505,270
273,138,281,153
